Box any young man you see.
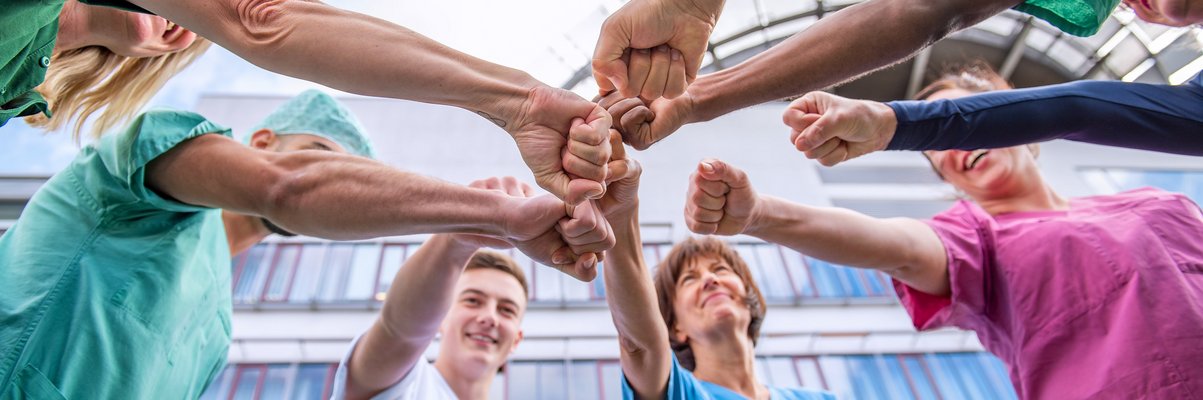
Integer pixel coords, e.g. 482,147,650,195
333,178,535,400
0,90,609,399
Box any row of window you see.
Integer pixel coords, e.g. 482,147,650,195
200,352,1015,400
1082,169,1203,202
229,241,899,306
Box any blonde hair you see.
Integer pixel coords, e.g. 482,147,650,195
24,38,211,141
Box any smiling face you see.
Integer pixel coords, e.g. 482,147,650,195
1123,0,1203,26
438,268,526,375
921,89,1043,202
87,5,197,57
653,237,766,370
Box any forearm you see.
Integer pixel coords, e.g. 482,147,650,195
133,0,539,124
349,235,478,398
887,78,1203,155
257,153,517,240
604,211,672,398
747,195,946,288
686,0,1011,122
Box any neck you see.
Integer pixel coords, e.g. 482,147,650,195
54,1,94,52
433,358,495,400
975,179,1069,216
689,331,764,399
221,211,271,256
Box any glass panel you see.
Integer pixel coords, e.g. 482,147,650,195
376,244,407,301
506,362,538,400
538,361,568,400
924,354,971,399
233,245,271,304
795,357,826,390
754,244,796,300
766,357,800,388
288,245,327,304
599,361,623,400
817,356,855,399
318,244,354,302
900,356,939,400
978,354,1018,400
534,264,564,302
837,264,866,297
344,244,383,301
199,366,234,400
874,355,916,400
264,245,301,302
782,249,816,298
754,357,771,386
642,244,661,267
806,258,847,297
260,364,290,399
570,361,601,400
231,367,262,399
735,245,772,300
291,364,330,400
563,272,591,302
509,249,537,302
846,355,891,400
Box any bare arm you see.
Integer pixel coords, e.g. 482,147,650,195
129,0,614,205
748,196,950,295
145,134,551,241
605,211,673,400
686,0,1017,122
344,234,480,400
684,159,949,295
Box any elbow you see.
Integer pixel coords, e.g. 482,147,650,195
258,155,321,224
230,0,295,51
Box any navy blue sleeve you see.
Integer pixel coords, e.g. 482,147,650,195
885,73,1203,155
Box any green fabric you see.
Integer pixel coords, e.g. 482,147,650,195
1015,0,1121,36
250,89,378,158
0,0,143,127
0,110,234,399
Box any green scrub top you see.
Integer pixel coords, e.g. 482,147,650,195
1015,0,1121,36
1,0,143,127
0,110,234,399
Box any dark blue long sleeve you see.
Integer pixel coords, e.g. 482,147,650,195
885,73,1203,155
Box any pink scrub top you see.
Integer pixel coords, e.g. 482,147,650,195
894,188,1203,399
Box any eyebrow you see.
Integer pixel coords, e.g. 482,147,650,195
308,142,333,152
460,289,522,309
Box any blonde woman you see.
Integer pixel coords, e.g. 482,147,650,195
3,0,207,138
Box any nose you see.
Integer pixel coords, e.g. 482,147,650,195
700,272,719,291
474,309,498,328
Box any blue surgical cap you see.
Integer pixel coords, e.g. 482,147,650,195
249,90,376,159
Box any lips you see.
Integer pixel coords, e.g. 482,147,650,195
700,292,731,308
466,332,498,345
963,150,989,171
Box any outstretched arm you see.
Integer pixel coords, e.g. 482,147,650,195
684,158,950,295
343,234,482,400
129,0,612,205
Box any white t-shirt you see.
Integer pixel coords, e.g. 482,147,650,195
330,335,457,400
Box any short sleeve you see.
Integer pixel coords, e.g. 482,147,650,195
893,201,996,331
330,335,450,400
93,109,232,213
621,354,705,400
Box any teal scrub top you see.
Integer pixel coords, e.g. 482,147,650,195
0,110,234,399
1,0,143,127
1015,0,1121,36
622,355,836,400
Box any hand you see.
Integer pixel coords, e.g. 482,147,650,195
684,158,759,236
509,85,613,206
593,0,724,100
784,91,897,167
598,90,695,151
483,177,600,282
597,129,642,218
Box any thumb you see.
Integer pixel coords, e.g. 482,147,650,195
592,24,630,95
696,158,748,188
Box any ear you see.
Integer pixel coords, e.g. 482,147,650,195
248,129,278,150
507,329,524,356
671,323,689,345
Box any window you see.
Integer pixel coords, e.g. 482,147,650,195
287,244,328,304
1081,168,1203,204
375,244,407,300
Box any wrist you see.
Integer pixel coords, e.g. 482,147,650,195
469,72,542,133
430,234,483,258
742,195,775,237
871,101,898,151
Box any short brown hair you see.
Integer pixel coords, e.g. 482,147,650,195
652,237,766,371
464,250,530,301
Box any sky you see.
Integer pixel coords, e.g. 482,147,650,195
0,0,621,175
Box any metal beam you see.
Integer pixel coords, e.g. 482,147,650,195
999,16,1035,79
905,48,932,99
